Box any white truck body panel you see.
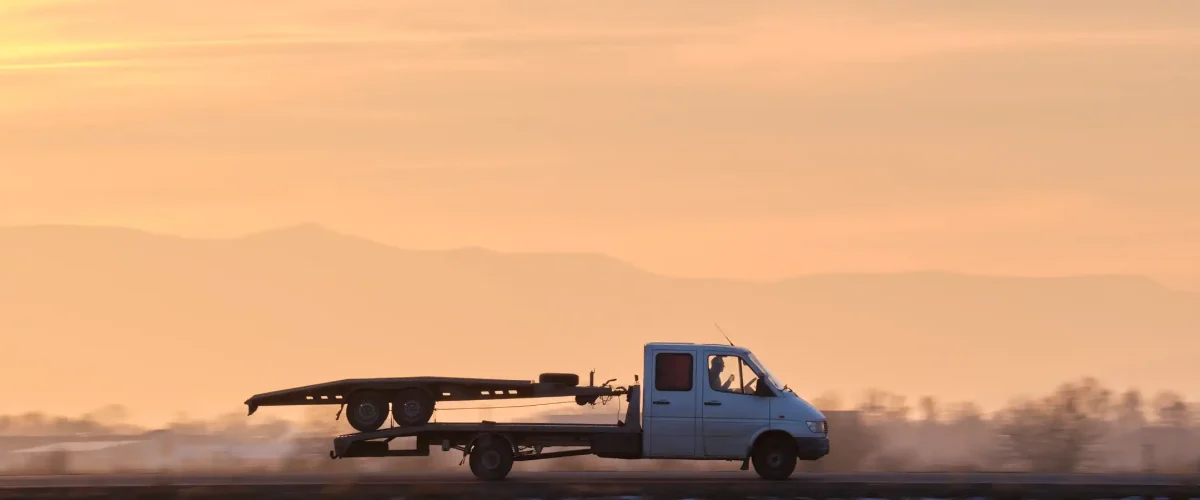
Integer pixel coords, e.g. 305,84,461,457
643,344,700,458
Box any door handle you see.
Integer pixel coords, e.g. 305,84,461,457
704,401,722,406
653,400,671,405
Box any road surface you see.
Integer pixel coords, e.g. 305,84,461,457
2,471,1199,499
0,470,1196,486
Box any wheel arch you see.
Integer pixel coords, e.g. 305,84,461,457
467,432,517,454
392,385,436,401
341,381,437,400
746,429,796,458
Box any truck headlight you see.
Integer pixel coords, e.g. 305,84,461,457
806,420,827,434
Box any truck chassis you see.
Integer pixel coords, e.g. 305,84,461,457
331,387,647,480
326,385,819,481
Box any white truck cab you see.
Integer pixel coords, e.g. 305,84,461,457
641,342,829,477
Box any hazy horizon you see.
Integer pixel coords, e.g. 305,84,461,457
4,223,1199,427
7,221,1198,288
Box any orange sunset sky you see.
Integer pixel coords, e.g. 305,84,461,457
2,1,1199,425
4,0,1198,283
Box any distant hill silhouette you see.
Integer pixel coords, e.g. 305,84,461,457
2,224,1198,424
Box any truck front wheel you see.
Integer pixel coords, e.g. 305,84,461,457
751,435,798,480
345,391,389,433
469,435,514,481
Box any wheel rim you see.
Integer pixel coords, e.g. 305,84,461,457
403,400,422,418
481,450,501,469
356,403,378,421
767,451,783,468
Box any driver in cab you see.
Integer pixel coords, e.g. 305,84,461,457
708,356,738,393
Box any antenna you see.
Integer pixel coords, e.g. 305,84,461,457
714,322,735,346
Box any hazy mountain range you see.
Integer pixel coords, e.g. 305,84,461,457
2,224,1197,425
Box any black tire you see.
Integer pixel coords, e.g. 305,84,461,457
538,373,579,386
751,435,798,480
391,388,435,426
345,391,389,433
468,435,514,481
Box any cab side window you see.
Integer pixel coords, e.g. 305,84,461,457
707,354,758,394
655,352,693,392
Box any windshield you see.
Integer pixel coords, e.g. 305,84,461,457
746,351,787,391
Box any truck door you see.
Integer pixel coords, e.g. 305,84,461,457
644,348,700,458
700,351,772,458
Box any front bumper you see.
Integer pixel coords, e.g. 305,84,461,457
796,436,829,460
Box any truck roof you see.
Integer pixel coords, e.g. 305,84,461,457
644,342,751,352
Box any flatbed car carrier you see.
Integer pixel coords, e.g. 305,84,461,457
251,342,831,480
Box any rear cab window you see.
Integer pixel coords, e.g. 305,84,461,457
654,352,693,391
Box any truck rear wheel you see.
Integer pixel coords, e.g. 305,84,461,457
346,390,390,433
751,436,797,480
391,388,434,426
469,435,514,481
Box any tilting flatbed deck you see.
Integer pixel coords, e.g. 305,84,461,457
245,373,622,432
246,376,614,413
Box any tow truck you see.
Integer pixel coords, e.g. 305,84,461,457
245,342,829,480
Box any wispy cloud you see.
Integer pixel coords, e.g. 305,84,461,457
6,0,1196,88
0,59,123,70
